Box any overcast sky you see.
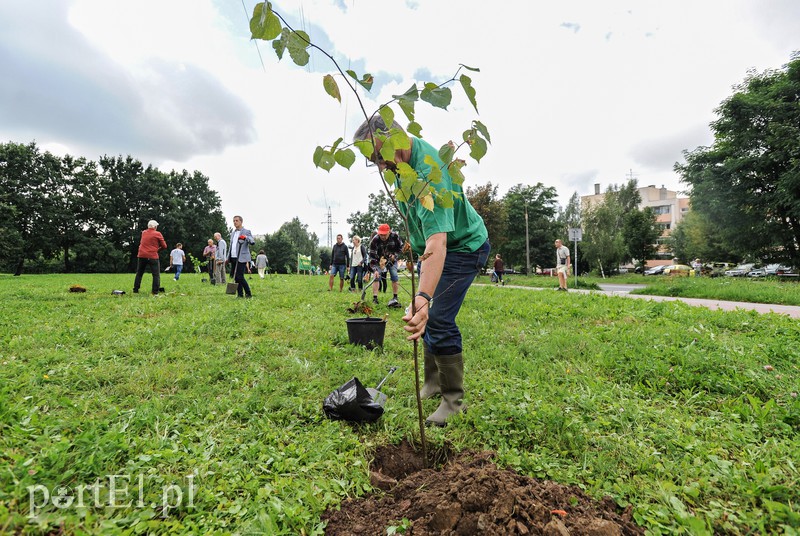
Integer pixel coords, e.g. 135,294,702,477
1,0,797,246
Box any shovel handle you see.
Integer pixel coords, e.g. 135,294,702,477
375,366,398,391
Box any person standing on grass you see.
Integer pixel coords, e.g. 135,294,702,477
349,236,367,292
493,254,505,286
354,117,489,427
368,223,404,307
555,239,570,291
329,233,350,292
214,232,227,285
230,215,255,298
203,239,216,283
256,250,268,279
169,243,186,281
133,220,167,295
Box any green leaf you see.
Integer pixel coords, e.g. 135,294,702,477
272,31,287,60
449,159,466,185
354,139,374,158
250,3,281,41
460,64,480,72
420,83,451,110
406,121,423,137
438,188,455,208
318,150,335,171
397,99,415,122
394,84,419,121
382,169,397,187
312,146,324,168
379,137,396,162
323,75,341,103
346,70,374,91
395,187,409,203
313,146,335,171
438,143,455,166
459,74,478,113
470,136,487,162
396,162,416,182
334,148,355,170
473,120,491,144
286,29,310,66
330,137,343,152
379,106,395,130
388,129,410,150
411,180,431,198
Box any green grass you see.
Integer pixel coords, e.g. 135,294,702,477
1,273,799,534
628,275,800,306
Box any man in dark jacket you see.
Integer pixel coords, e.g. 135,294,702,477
329,234,350,292
133,219,168,295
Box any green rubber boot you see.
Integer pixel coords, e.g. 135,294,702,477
418,344,441,400
425,353,465,427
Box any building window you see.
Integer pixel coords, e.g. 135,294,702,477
653,205,671,215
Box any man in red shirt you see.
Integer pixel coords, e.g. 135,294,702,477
133,219,168,295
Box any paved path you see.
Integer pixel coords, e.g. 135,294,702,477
476,283,800,318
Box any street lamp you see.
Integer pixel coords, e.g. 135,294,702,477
524,201,530,276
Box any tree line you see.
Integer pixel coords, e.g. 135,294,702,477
0,142,226,275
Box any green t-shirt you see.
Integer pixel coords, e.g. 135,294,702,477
399,137,488,255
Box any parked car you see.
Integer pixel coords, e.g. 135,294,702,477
724,263,755,277
503,268,521,275
747,268,766,278
776,265,798,277
643,265,666,275
663,264,692,276
703,262,735,277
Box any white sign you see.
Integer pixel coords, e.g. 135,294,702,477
568,227,582,241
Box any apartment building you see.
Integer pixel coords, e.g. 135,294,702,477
581,183,690,252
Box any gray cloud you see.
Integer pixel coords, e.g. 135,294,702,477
0,1,255,161
628,124,714,171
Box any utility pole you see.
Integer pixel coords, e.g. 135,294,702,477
524,202,531,276
321,206,337,248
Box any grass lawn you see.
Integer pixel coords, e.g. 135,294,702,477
1,273,798,534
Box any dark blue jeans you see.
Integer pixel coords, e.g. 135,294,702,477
349,265,364,289
423,240,490,355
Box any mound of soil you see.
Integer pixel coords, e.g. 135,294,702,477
323,441,643,535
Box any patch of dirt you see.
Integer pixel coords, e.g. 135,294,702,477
323,441,643,535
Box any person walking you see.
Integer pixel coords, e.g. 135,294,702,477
229,215,255,298
368,223,404,307
329,234,350,292
169,243,186,281
354,117,490,426
493,254,504,286
555,239,570,291
133,220,167,295
214,232,227,285
203,239,216,283
256,250,269,279
349,236,367,291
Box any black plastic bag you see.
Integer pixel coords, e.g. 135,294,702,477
323,377,385,423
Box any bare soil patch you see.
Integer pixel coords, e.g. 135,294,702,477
323,441,644,535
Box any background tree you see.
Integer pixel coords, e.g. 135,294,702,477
347,191,404,240
581,180,641,275
676,54,800,266
670,210,737,263
465,181,507,256
1,143,226,274
622,207,660,273
502,183,559,272
261,230,295,273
